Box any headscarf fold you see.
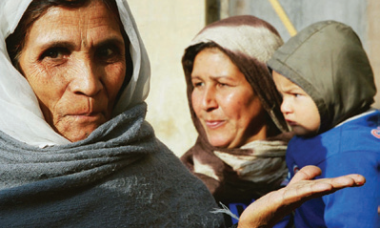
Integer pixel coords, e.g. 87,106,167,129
181,16,291,202
0,1,224,227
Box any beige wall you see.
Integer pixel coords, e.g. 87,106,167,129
368,0,380,108
127,1,205,156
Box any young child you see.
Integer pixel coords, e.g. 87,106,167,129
268,21,380,227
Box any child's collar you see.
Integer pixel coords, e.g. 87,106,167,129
335,108,378,128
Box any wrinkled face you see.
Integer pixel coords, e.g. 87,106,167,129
191,48,267,148
19,0,126,142
272,71,320,136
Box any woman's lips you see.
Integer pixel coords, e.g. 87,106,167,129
204,120,225,129
67,112,104,123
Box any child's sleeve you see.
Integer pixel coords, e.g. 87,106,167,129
321,151,380,227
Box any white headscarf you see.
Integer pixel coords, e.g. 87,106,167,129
0,0,150,147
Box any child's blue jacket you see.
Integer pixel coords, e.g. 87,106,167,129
287,110,380,227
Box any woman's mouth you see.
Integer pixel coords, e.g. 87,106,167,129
67,112,105,123
204,120,225,129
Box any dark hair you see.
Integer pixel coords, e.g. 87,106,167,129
5,0,133,86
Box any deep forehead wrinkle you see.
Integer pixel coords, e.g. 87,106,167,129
78,8,87,47
42,2,114,27
33,2,120,49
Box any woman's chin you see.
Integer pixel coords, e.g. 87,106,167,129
57,125,102,142
51,115,109,142
207,137,231,148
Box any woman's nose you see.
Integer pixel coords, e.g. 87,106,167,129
70,59,103,96
201,86,218,111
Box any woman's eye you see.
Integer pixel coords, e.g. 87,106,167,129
96,45,122,62
193,82,204,87
98,47,114,57
218,82,228,88
40,47,67,60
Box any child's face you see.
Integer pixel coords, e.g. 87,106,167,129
272,71,320,136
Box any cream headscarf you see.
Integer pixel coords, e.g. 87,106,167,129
0,0,150,146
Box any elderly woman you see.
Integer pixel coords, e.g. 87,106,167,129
0,0,365,227
0,0,223,227
180,15,297,226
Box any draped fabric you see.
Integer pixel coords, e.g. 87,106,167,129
0,103,223,227
181,136,289,202
180,16,291,204
0,0,151,146
0,0,224,227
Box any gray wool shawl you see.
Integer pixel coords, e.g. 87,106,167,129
0,0,224,227
0,103,224,227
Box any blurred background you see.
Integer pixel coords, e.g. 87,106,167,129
128,0,380,157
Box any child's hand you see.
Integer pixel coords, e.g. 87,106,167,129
237,165,365,228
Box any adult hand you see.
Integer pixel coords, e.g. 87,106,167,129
237,165,365,228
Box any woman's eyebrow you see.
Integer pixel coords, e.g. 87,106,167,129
94,37,125,49
37,37,125,50
38,41,76,50
209,76,235,81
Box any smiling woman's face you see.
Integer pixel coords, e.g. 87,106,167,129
18,0,126,142
191,48,268,148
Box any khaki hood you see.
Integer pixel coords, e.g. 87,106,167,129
268,21,376,133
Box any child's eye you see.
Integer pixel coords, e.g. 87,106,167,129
293,93,301,97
